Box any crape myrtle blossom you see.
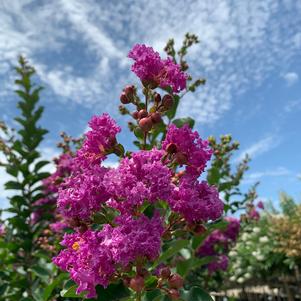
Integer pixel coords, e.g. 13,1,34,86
53,214,164,298
42,153,74,194
198,217,240,273
0,224,5,236
57,163,110,220
53,42,227,298
169,174,224,223
77,113,121,165
128,44,188,93
162,124,212,176
104,149,173,213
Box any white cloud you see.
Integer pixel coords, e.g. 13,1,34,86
236,135,280,162
284,99,301,112
245,167,290,181
282,72,299,86
0,0,301,124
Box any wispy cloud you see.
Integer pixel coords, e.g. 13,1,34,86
282,72,299,86
0,0,301,124
245,167,290,181
242,167,291,185
236,135,280,162
284,99,301,112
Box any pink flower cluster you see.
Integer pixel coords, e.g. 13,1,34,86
77,113,121,165
247,200,264,221
128,44,188,93
198,217,240,273
162,124,212,176
169,174,223,223
58,164,109,220
104,149,173,213
53,89,224,296
53,214,163,298
42,153,74,194
0,224,5,236
52,113,225,296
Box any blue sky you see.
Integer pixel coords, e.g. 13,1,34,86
0,0,300,210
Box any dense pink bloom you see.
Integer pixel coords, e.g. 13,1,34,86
57,164,110,220
108,213,164,266
249,208,260,220
257,200,264,209
168,175,223,223
162,124,212,176
0,224,5,236
104,149,172,213
31,197,56,224
223,217,241,241
43,153,75,194
49,221,68,233
128,44,187,93
208,255,229,273
53,214,163,298
53,230,115,298
160,57,187,92
77,114,121,165
198,217,240,273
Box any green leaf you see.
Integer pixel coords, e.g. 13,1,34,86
144,290,170,301
145,275,158,289
60,285,87,298
154,239,189,266
43,273,68,301
176,257,213,277
183,286,213,301
95,282,130,301
34,160,49,172
6,165,18,177
207,167,220,185
30,265,50,278
166,95,180,120
5,180,23,190
172,117,195,129
134,127,144,139
191,233,207,250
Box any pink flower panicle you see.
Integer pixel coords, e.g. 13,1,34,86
257,200,264,209
104,149,172,213
43,153,74,194
57,164,109,220
198,217,240,273
53,214,163,298
77,114,121,165
169,174,223,223
128,44,187,93
162,124,212,176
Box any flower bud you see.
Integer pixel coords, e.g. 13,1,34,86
120,92,130,104
132,111,139,119
174,152,188,165
139,117,153,132
168,289,180,300
162,95,174,110
166,143,177,154
129,276,144,292
160,267,171,279
150,112,162,124
168,274,184,289
124,85,135,101
154,93,161,103
194,224,207,234
142,79,159,89
138,109,148,119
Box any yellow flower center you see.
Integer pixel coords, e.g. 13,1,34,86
72,242,80,251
